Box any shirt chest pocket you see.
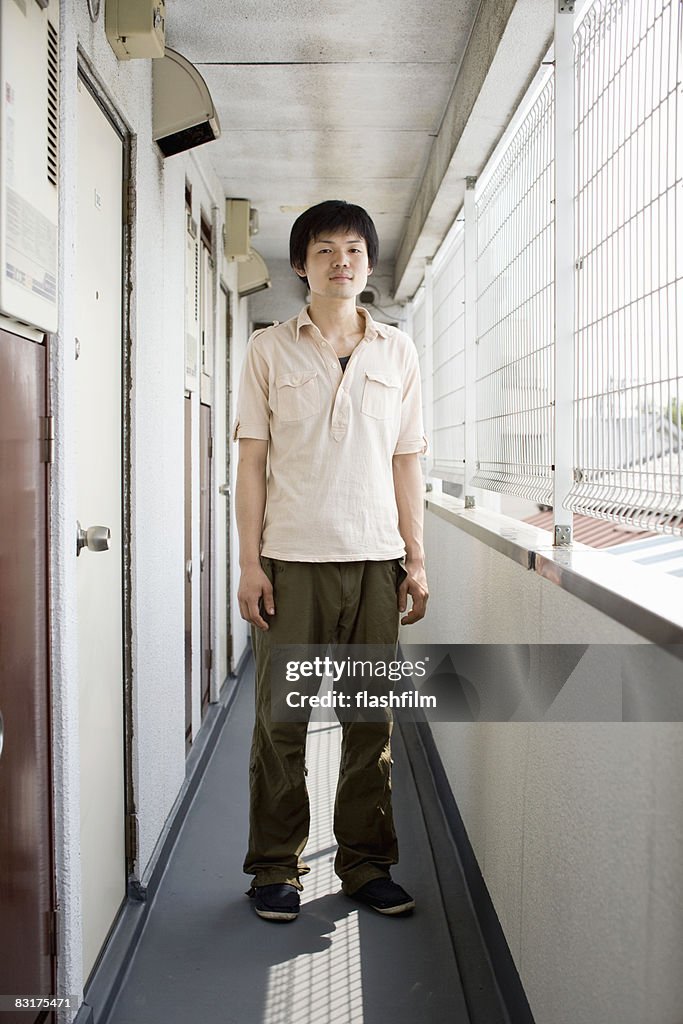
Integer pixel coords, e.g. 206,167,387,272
361,370,401,419
275,370,320,422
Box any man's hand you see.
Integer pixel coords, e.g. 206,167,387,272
238,564,275,631
398,559,429,625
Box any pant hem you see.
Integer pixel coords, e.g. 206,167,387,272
339,864,393,897
247,870,305,891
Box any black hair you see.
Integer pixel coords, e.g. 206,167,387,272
289,200,379,286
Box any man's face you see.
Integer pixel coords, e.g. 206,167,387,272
297,229,373,300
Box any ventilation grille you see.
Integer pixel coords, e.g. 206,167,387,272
194,243,199,321
47,20,58,187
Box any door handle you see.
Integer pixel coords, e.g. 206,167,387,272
76,521,111,556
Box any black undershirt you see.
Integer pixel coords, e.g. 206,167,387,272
339,355,351,373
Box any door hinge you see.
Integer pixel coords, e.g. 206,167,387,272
123,176,136,227
208,435,214,459
40,415,55,464
205,648,213,670
47,908,59,958
125,811,138,865
227,634,233,663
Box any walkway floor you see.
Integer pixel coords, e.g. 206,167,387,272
106,661,470,1024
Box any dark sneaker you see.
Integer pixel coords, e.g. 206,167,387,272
349,878,415,915
248,883,300,921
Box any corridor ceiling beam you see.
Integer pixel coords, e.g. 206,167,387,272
393,0,553,302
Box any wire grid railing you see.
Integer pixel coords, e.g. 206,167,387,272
411,288,428,429
566,0,683,532
431,227,466,480
472,76,555,504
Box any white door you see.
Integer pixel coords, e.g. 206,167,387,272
75,78,126,978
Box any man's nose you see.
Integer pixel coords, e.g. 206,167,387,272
333,252,350,267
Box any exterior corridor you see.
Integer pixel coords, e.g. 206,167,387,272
105,666,473,1024
1,1,682,1022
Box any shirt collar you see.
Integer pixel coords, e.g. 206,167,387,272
295,305,390,342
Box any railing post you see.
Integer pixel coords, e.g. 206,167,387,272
423,260,434,478
553,0,576,544
464,177,477,508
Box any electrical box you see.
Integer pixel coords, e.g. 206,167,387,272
224,199,252,261
0,0,59,332
105,0,165,60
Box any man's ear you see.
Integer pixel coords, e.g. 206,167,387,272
367,265,374,276
293,263,307,279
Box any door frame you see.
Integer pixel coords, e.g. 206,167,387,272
219,281,233,677
74,51,137,880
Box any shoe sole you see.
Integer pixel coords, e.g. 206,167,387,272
368,900,415,915
254,907,299,921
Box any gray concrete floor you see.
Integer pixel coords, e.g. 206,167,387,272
106,663,470,1024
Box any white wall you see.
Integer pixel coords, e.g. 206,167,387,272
248,256,408,329
228,269,251,670
52,0,249,1003
407,507,683,1024
249,257,307,325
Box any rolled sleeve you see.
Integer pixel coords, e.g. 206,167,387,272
394,344,428,456
232,333,271,442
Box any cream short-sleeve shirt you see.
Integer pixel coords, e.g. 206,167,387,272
233,306,427,562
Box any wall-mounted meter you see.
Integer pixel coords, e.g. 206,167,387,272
225,199,260,261
105,0,165,60
0,0,60,332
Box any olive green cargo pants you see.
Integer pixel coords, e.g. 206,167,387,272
244,556,406,895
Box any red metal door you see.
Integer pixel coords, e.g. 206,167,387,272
0,327,55,1022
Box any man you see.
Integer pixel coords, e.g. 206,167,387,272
233,199,428,922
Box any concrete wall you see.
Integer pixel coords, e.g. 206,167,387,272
52,0,248,1000
249,256,408,330
405,507,683,1024
249,257,307,326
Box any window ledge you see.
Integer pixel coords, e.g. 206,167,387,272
425,492,683,646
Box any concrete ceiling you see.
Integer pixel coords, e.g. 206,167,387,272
166,0,480,268
167,0,554,301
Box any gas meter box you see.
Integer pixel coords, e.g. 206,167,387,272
105,0,165,60
0,0,59,332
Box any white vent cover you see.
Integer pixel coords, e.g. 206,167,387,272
238,248,271,297
153,48,220,157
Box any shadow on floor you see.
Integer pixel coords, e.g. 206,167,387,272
105,663,469,1024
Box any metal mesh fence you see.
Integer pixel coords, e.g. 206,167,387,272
413,0,682,534
431,226,466,480
472,77,555,503
566,0,683,531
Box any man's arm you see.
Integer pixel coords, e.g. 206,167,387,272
392,452,429,625
236,438,274,631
